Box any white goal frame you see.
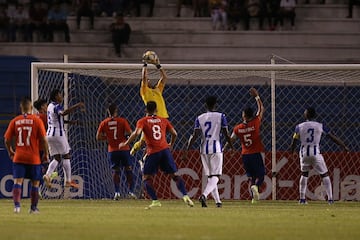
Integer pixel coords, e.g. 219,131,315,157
31,62,360,200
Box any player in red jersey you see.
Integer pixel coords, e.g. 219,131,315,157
33,98,48,128
226,87,265,203
4,97,49,213
119,101,194,208
96,103,136,200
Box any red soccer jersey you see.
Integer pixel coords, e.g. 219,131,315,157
4,114,46,165
97,117,132,152
37,113,47,129
136,116,173,155
233,116,265,155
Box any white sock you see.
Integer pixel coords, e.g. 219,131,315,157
211,185,221,204
46,160,59,176
62,159,71,183
203,176,219,198
322,176,333,201
299,175,308,199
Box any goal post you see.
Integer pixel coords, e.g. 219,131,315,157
31,62,360,201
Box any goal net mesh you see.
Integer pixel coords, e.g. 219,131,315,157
33,64,360,201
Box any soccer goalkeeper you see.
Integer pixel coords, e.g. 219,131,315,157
130,51,169,155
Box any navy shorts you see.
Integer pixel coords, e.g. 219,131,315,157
13,163,42,181
143,148,178,175
108,150,132,170
242,153,266,178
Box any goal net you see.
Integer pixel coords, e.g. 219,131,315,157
31,63,360,201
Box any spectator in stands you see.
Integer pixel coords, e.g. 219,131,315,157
133,0,154,17
243,0,265,30
277,0,296,30
7,3,32,42
29,1,49,41
176,0,193,17
76,0,94,29
47,2,70,42
265,0,280,31
227,0,246,30
0,3,9,41
98,0,115,17
110,13,131,57
209,0,228,30
347,0,360,18
194,0,208,17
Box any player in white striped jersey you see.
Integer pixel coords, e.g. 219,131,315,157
290,107,349,204
43,89,85,190
185,96,233,207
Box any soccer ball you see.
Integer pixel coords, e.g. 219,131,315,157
142,50,159,64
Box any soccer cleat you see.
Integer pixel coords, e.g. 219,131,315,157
65,180,79,189
29,208,40,214
199,194,207,208
299,199,308,205
43,175,52,189
251,185,260,202
216,202,222,208
182,195,194,207
328,200,334,205
128,192,137,199
50,171,58,180
146,200,162,209
113,192,121,201
14,207,20,214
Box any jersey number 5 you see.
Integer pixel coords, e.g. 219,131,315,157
17,126,32,146
243,133,253,147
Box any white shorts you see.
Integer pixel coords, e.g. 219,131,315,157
47,135,71,156
300,154,328,175
200,152,223,176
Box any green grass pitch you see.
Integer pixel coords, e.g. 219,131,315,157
1,199,359,240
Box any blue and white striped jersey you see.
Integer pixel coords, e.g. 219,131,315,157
194,111,228,154
47,102,65,137
294,121,330,157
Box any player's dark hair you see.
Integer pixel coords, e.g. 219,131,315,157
205,96,217,110
33,98,47,111
108,103,117,116
306,107,316,119
146,101,157,114
243,107,254,119
49,89,61,102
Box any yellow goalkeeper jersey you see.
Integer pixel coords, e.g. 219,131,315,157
140,81,169,118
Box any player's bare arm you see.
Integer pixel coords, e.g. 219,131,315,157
41,136,50,163
62,102,85,116
223,132,237,151
4,137,15,160
290,133,300,156
168,127,177,149
250,87,264,120
183,128,200,160
119,127,142,148
95,130,107,141
327,133,350,152
222,127,234,150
